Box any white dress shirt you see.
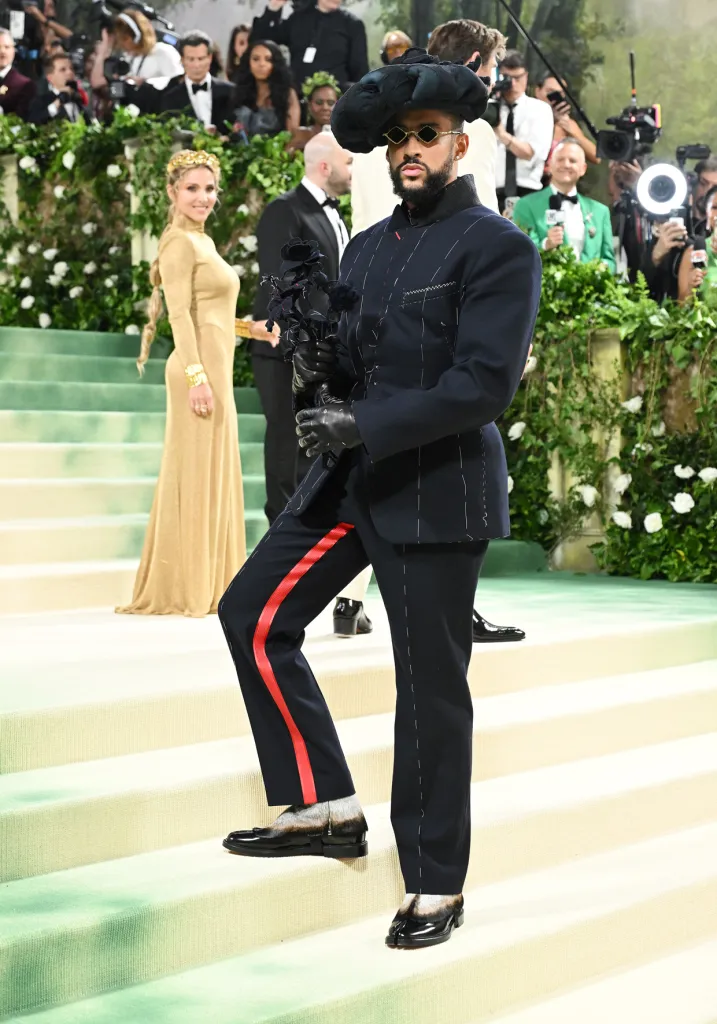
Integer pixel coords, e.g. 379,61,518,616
548,185,585,260
48,82,79,123
186,73,212,127
349,123,498,237
495,94,554,192
301,175,349,259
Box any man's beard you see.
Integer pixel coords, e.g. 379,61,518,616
390,152,454,209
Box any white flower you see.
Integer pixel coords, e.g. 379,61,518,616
106,164,122,178
125,183,133,194
20,276,31,289
507,475,514,494
43,248,58,261
674,465,695,479
670,492,695,515
240,234,258,253
108,246,120,255
251,261,259,274
232,264,245,278
27,243,39,255
53,261,69,278
5,249,21,266
104,277,115,288
82,222,97,236
613,473,632,495
62,151,76,170
238,203,249,216
537,508,549,525
0,271,8,285
621,395,643,414
83,261,97,274
53,185,65,199
38,313,51,329
644,512,663,534
698,467,717,484
69,286,83,299
125,324,140,335
126,103,140,118
632,442,653,455
10,125,22,136
508,421,526,441
651,420,666,437
523,354,538,374
18,155,37,171
578,484,599,508
612,511,632,529
20,295,35,309
47,274,61,287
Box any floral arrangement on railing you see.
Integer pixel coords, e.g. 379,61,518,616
0,114,715,583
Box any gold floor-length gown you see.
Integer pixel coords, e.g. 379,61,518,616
118,214,246,617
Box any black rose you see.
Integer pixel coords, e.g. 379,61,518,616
280,238,323,266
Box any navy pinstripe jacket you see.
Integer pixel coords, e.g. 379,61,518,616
287,175,542,544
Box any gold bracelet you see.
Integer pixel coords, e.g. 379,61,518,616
185,363,208,388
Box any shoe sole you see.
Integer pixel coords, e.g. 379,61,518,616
222,837,368,859
385,909,464,949
473,634,526,643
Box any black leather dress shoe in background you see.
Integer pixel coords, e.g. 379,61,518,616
473,609,525,643
386,896,465,949
333,598,373,637
223,818,368,860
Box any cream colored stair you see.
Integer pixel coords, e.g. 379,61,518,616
6,825,717,1023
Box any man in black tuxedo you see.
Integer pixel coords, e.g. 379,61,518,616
139,30,235,131
0,30,36,119
219,51,541,948
251,131,351,525
27,52,87,124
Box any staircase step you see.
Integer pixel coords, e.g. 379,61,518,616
0,475,266,521
1,690,716,881
7,824,717,1023
0,410,266,444
484,940,717,1024
0,507,267,567
0,441,265,479
0,352,167,385
0,381,262,414
0,559,139,615
0,327,163,359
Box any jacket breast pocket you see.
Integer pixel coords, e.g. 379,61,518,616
401,280,460,307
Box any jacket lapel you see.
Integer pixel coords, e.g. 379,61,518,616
296,184,340,276
578,194,596,260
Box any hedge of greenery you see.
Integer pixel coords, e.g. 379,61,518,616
0,113,715,583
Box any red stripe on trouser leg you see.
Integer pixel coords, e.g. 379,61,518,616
252,522,355,805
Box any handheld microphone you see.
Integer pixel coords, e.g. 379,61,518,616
692,236,707,267
546,192,566,227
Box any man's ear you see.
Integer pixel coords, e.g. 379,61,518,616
455,132,469,163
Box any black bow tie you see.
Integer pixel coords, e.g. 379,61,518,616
557,192,579,205
191,81,208,94
322,197,340,210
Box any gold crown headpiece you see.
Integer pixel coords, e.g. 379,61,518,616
166,149,221,180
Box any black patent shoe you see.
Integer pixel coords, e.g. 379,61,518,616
473,609,526,643
386,895,465,949
333,598,373,637
223,816,368,860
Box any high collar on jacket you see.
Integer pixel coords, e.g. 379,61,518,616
389,174,480,230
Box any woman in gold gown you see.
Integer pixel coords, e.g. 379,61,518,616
118,150,247,617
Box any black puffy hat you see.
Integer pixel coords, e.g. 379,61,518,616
330,47,489,154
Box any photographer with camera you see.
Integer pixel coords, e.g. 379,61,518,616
90,9,181,94
678,188,717,304
493,50,554,214
0,28,35,115
691,155,717,235
26,48,86,121
534,71,598,168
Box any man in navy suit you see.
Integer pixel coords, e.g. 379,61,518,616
219,50,541,949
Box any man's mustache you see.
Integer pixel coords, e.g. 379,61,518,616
397,158,429,172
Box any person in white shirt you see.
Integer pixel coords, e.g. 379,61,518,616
91,10,182,94
27,51,84,124
350,19,503,235
493,49,554,213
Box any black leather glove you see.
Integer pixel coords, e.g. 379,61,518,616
295,403,361,459
292,333,337,391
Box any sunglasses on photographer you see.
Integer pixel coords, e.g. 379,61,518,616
382,125,463,146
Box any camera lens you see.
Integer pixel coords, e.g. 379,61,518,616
648,174,677,205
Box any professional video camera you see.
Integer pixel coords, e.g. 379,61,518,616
480,74,512,129
596,54,662,162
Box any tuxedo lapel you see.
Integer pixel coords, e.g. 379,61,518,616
296,184,340,278
578,194,596,261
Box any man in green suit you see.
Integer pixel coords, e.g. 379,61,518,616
513,137,616,272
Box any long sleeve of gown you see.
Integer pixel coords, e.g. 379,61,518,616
159,233,201,369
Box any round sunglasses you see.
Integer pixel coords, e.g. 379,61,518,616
382,125,463,146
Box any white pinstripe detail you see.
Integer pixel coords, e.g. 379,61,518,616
402,552,423,893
